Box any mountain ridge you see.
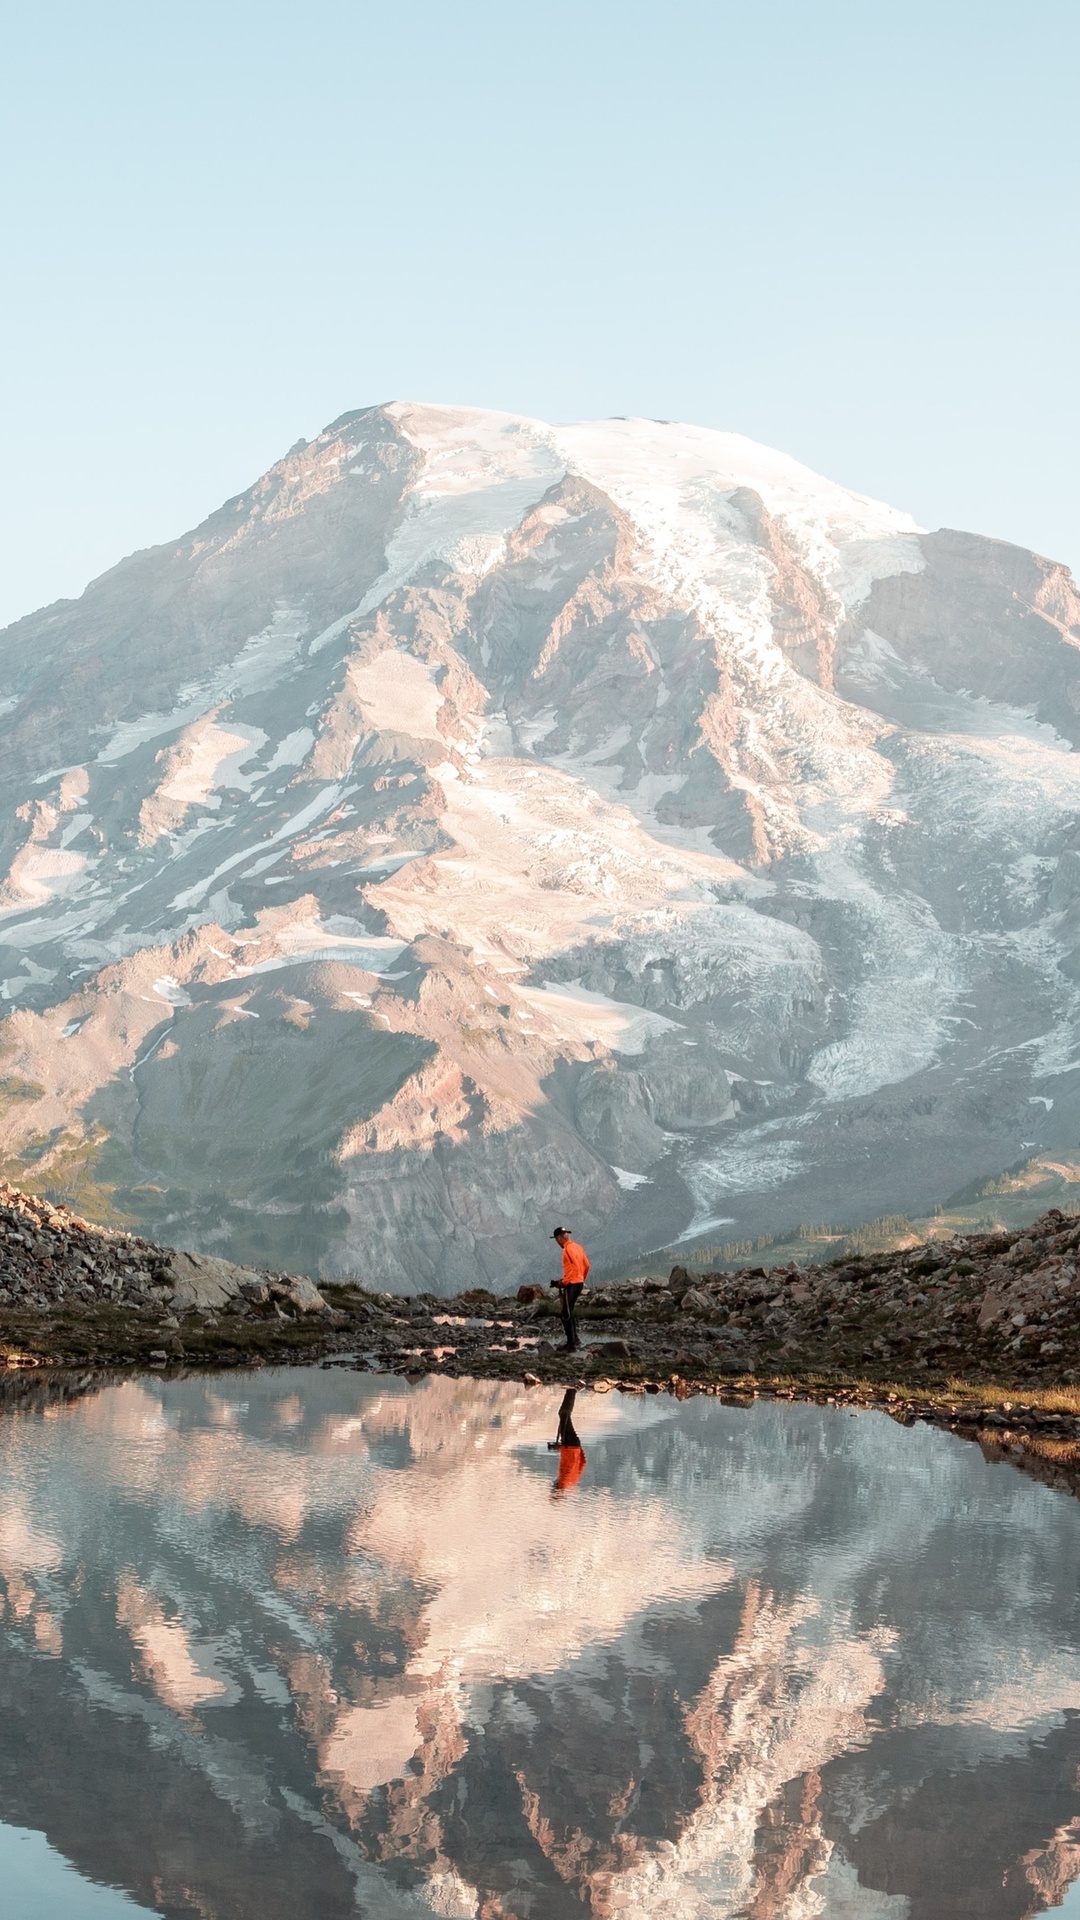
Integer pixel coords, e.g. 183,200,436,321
1,402,1079,1291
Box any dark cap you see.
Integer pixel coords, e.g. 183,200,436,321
552,1226,569,1238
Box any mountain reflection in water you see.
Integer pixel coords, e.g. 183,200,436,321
1,1373,1080,1919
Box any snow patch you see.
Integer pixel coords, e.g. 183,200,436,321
554,416,924,616
517,980,681,1056
349,650,444,741
152,976,192,1007
140,716,267,841
169,785,345,909
229,920,408,980
97,604,307,764
0,848,89,913
356,404,564,616
264,728,315,773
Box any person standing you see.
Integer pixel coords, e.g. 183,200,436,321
550,1226,589,1352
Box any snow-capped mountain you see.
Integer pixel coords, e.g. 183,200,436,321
1,402,1079,1291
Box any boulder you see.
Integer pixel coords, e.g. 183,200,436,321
161,1250,259,1314
680,1288,713,1316
162,1252,330,1316
283,1276,331,1315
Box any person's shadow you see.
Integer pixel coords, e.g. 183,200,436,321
548,1388,586,1494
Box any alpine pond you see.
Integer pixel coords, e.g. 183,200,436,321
1,1370,1080,1917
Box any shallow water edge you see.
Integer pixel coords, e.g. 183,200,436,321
5,1355,1080,1511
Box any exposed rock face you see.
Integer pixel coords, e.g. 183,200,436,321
161,1249,326,1316
2,404,1080,1292
0,1181,328,1322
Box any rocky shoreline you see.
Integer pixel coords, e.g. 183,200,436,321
5,1180,1080,1499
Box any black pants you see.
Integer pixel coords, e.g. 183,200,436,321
556,1389,582,1446
560,1283,583,1350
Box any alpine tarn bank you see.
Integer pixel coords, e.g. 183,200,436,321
2,1180,1080,1393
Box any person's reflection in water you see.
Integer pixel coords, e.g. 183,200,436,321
547,1388,586,1494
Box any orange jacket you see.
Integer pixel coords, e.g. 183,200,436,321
556,1445,586,1492
560,1239,590,1287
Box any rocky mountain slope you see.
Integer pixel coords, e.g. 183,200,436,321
2,403,1080,1292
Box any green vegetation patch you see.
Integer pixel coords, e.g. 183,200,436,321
0,1076,46,1105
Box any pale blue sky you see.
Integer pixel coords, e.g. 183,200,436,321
1,0,1077,629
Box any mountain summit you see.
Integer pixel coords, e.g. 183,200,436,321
1,402,1079,1290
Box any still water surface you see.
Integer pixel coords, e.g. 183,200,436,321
1,1370,1080,1919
